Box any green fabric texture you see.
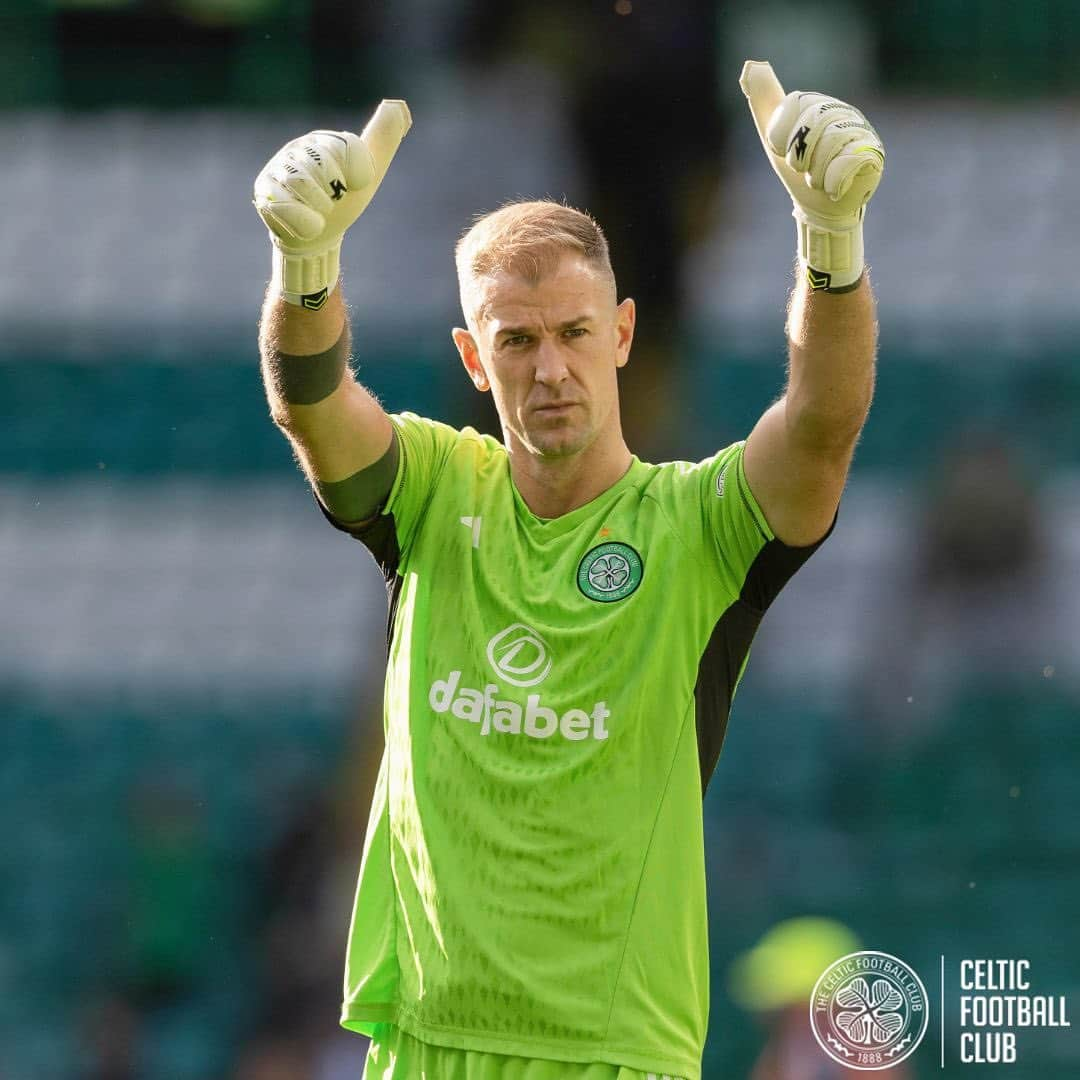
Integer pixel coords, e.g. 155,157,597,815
332,412,814,1080
362,1022,684,1079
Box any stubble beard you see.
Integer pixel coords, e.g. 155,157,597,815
521,410,595,460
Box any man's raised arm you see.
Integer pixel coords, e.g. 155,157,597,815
737,62,884,548
254,101,411,525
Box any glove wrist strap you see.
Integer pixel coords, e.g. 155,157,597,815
271,242,342,310
794,207,865,291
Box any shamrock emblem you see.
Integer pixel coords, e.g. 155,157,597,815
835,977,905,1045
588,553,630,592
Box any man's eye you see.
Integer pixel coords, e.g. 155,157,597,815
505,336,530,347
564,327,587,338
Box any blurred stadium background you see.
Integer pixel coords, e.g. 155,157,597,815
3,1,1079,1077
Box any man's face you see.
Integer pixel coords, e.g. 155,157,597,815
453,255,635,459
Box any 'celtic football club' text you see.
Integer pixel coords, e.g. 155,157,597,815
429,671,611,741
956,958,1070,1065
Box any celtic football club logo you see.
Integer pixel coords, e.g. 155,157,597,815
811,951,928,1071
576,542,643,603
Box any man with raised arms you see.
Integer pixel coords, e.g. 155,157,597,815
254,61,883,1080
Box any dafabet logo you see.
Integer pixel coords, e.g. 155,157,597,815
485,623,552,687
428,623,610,741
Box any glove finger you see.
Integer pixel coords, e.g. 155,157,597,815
252,168,289,217
254,174,326,241
256,198,326,243
805,122,871,191
309,129,375,193
261,199,325,242
256,201,325,243
782,98,865,173
275,152,336,216
823,144,884,203
765,91,819,157
739,61,786,144
283,134,350,208
360,100,412,188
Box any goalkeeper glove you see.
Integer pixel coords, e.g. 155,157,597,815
254,99,412,309
740,61,884,291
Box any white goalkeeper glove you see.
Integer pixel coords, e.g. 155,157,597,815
254,99,412,309
740,61,884,291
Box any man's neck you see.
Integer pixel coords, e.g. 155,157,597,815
507,435,633,520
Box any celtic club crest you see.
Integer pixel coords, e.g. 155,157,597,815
811,951,929,1071
576,542,643,603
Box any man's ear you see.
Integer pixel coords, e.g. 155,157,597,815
614,297,636,369
452,327,490,391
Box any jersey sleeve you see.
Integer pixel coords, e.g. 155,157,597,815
313,411,463,572
679,440,836,613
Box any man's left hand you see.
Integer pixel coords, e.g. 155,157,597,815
740,60,884,291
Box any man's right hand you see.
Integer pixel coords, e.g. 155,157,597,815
254,99,412,309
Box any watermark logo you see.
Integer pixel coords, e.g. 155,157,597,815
485,623,551,687
953,957,1070,1065
811,951,928,1071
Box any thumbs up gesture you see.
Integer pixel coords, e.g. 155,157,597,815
254,100,412,308
740,62,883,291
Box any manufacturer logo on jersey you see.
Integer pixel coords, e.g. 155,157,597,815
716,465,728,498
486,623,551,687
577,542,643,603
810,951,928,1071
460,515,482,548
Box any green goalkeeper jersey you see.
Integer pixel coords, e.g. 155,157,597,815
316,412,832,1080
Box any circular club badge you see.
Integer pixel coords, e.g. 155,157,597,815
576,542,643,603
810,951,929,1071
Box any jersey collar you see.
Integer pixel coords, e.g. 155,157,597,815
508,455,644,537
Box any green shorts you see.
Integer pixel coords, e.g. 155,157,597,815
361,1023,685,1080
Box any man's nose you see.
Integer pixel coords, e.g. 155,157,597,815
533,338,569,385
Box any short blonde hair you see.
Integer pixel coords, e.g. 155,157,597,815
455,200,614,323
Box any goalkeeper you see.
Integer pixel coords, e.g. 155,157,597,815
255,63,883,1080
